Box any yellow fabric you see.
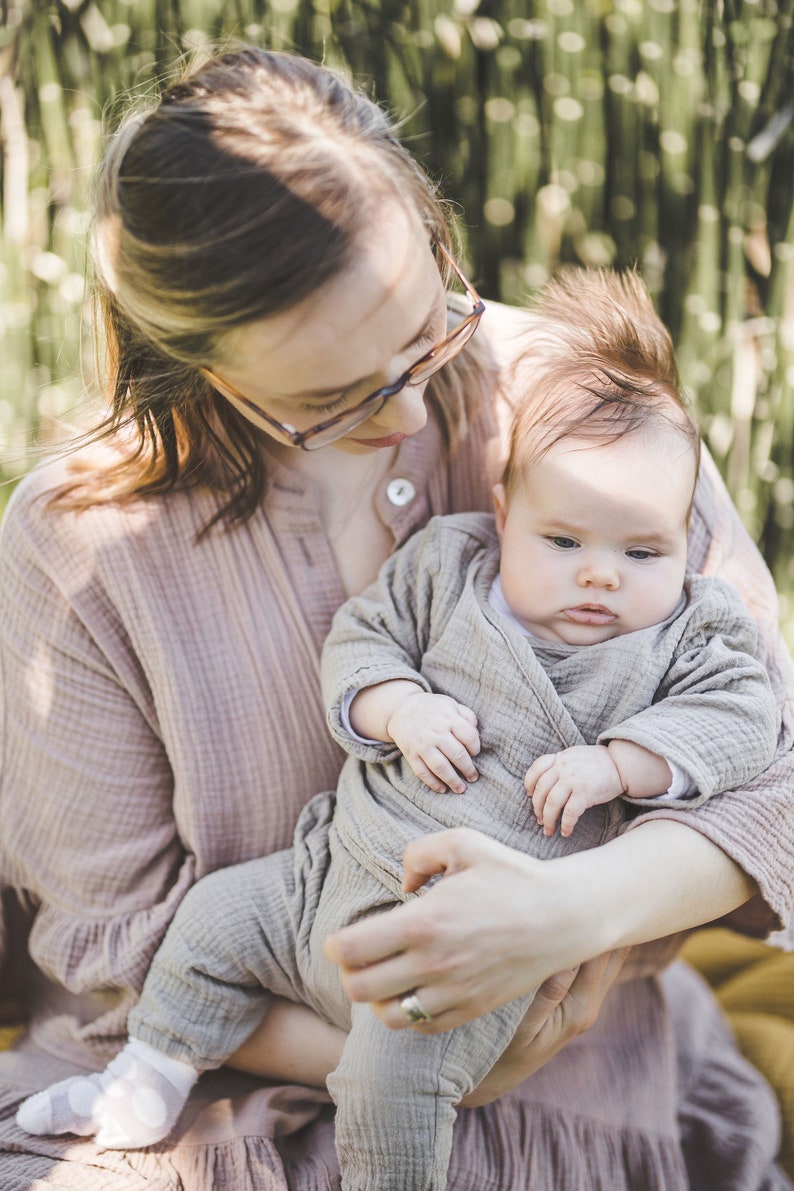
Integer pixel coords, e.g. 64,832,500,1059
682,929,794,1180
1,932,791,1176
0,1025,24,1050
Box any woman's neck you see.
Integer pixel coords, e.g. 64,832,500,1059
262,437,399,596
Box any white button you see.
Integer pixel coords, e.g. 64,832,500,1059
386,478,416,507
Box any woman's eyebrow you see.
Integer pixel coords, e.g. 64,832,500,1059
291,297,441,402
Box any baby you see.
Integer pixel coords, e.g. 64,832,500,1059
17,270,778,1191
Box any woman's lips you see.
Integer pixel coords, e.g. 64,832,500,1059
350,431,407,449
563,605,617,625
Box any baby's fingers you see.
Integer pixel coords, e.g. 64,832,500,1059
540,782,576,836
451,720,481,771
529,769,556,828
527,764,570,836
413,744,473,794
455,703,479,731
524,753,557,797
410,754,453,795
560,794,586,838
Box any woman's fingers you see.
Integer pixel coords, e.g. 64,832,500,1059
370,986,472,1034
461,950,630,1106
399,825,497,893
324,830,504,1007
324,828,625,1034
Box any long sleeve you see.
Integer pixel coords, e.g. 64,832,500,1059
599,577,778,807
322,515,467,761
0,451,352,1059
627,450,794,940
0,477,195,1021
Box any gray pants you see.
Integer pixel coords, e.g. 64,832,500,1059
129,793,531,1190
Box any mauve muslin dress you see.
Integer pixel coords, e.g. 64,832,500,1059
0,307,793,1190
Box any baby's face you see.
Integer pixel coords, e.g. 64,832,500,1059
493,431,695,645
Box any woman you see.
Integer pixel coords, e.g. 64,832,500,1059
0,46,791,1190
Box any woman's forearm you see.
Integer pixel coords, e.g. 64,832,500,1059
325,819,758,1032
567,817,757,953
226,823,756,1092
226,998,345,1087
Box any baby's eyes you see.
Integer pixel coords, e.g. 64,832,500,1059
544,538,660,560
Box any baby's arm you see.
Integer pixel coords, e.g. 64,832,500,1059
324,518,486,792
526,742,673,837
350,680,480,795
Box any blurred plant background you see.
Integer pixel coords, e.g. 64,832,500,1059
1,0,793,637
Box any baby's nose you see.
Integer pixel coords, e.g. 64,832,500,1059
577,559,619,590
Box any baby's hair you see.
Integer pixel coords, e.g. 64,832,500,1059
502,267,700,499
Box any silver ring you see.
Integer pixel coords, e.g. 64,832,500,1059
399,991,433,1025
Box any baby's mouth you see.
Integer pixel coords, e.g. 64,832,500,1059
563,604,617,625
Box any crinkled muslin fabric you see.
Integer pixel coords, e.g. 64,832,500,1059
0,306,793,1188
0,967,791,1190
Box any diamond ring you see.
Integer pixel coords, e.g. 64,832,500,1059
399,991,433,1025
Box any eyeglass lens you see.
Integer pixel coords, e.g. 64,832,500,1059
302,311,480,449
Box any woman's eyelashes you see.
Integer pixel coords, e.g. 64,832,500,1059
298,323,440,416
300,391,351,415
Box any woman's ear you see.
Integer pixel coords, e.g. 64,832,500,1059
492,483,508,536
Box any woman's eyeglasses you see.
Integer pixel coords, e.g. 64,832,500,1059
202,237,485,450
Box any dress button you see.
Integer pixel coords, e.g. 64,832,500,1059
386,478,416,507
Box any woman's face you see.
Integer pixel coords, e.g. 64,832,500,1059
212,204,449,455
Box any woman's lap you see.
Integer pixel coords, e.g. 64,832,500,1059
0,963,790,1190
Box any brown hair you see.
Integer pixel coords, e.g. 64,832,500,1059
58,48,491,529
502,267,700,500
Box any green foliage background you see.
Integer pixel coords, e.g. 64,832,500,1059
1,0,793,636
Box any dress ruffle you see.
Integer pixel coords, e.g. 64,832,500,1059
0,964,791,1190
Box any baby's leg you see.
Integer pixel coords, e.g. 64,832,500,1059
328,993,533,1191
18,850,304,1148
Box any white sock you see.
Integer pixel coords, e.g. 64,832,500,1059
15,1037,200,1149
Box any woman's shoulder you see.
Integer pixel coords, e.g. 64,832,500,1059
479,299,540,372
0,444,205,582
3,447,143,544
1,454,84,561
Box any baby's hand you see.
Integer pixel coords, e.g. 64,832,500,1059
525,745,623,837
388,692,480,794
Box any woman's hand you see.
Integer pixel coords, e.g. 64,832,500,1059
460,950,629,1107
223,961,628,1106
324,821,755,1032
324,828,612,1032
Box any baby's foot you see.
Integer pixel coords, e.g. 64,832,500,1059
15,1038,199,1149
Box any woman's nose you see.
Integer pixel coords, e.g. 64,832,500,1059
376,380,429,434
577,558,620,590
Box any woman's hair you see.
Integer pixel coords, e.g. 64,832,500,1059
59,48,491,528
501,267,701,500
